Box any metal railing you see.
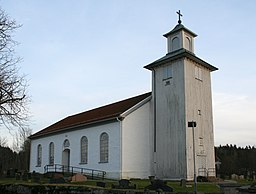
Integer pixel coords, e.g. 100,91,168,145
44,164,106,180
198,168,216,178
207,168,216,177
198,168,207,177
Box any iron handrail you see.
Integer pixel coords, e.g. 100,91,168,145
44,164,106,180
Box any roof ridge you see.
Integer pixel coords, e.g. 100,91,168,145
68,92,151,119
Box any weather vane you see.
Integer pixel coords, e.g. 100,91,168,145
176,10,182,24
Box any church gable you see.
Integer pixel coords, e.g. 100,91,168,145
30,92,151,139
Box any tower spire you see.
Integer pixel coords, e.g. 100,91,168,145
176,10,183,24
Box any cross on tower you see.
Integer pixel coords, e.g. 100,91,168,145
176,10,183,24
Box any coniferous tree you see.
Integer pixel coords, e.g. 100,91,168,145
215,144,256,179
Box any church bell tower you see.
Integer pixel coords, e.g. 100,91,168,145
163,11,197,54
144,11,218,180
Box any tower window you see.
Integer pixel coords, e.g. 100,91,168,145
199,137,204,146
195,66,202,81
185,37,192,51
163,65,172,80
171,37,179,51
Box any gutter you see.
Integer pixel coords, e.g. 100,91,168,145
116,116,123,179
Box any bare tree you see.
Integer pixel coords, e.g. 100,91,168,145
12,127,31,152
0,136,8,147
12,127,31,170
0,8,29,130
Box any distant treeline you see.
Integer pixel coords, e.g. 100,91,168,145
0,143,30,176
215,144,256,179
0,144,255,178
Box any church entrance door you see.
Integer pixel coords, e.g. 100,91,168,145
62,149,70,172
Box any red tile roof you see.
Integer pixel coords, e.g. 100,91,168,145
30,92,151,139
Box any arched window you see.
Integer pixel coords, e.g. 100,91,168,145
63,139,70,148
49,142,54,165
171,37,179,51
100,133,109,163
37,144,42,167
185,37,191,51
80,136,88,164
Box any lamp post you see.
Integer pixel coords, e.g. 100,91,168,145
188,121,197,194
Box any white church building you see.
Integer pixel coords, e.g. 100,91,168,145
29,16,218,180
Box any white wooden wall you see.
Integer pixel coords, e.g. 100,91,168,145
154,59,187,179
184,59,215,179
121,100,153,179
30,121,121,179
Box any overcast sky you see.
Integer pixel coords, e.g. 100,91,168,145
1,0,256,147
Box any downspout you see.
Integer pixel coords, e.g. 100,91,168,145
117,116,123,179
153,69,156,153
29,139,33,172
153,69,157,176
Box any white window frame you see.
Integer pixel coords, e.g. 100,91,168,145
100,132,109,163
49,142,54,165
37,144,42,167
80,136,88,164
63,139,70,148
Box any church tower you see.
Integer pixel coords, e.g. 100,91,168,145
144,11,218,180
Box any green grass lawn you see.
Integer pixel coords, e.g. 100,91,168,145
0,177,46,185
0,177,221,193
130,179,220,193
236,179,255,185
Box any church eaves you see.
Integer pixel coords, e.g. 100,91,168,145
163,24,197,38
144,48,218,71
29,92,151,139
